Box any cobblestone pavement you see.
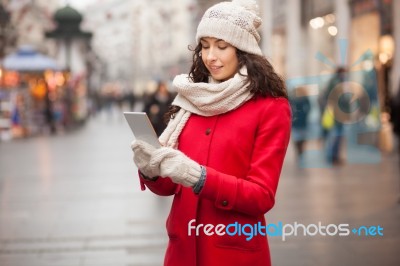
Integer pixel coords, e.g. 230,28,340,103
0,109,399,266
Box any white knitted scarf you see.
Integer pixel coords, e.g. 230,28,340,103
159,68,253,148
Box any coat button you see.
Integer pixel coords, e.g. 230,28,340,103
221,200,228,206
205,128,211,135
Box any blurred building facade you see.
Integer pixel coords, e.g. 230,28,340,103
82,0,197,95
1,0,58,55
263,0,398,106
2,0,399,98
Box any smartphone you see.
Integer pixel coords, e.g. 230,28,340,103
123,112,161,147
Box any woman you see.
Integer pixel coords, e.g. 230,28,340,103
131,0,291,265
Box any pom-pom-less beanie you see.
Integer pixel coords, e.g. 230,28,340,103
196,0,263,56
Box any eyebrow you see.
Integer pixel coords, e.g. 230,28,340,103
200,38,226,43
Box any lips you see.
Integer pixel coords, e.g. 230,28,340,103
208,65,222,73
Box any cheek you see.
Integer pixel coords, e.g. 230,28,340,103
225,56,238,70
201,54,208,66
222,51,238,65
226,59,239,78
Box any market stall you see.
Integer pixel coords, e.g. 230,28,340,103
0,45,66,139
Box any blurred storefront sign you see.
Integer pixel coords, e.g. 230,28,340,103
0,71,19,88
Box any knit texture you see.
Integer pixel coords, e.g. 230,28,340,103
159,67,252,148
131,140,160,178
149,147,202,187
196,0,262,55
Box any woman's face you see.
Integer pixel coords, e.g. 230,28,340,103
200,37,239,82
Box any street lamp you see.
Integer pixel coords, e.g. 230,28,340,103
0,3,10,89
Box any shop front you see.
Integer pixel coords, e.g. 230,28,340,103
349,0,394,152
0,46,86,140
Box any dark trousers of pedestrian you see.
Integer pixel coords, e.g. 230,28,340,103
325,124,343,164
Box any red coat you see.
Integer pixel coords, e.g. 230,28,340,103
139,97,291,266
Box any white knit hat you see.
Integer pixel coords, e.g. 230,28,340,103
196,0,263,56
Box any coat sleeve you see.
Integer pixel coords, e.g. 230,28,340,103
200,98,292,216
139,172,179,196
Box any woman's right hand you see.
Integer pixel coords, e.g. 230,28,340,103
131,140,160,178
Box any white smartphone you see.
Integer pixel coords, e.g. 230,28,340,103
123,112,161,147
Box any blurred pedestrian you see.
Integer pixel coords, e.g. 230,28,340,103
390,84,400,158
11,93,26,138
320,67,348,164
125,90,136,111
130,1,291,265
289,86,311,160
44,89,56,134
143,81,174,136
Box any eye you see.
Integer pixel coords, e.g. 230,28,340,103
216,41,229,50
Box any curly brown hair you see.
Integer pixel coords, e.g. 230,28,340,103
165,43,287,122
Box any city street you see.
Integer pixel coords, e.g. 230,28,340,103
0,108,399,266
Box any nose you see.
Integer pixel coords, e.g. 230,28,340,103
206,48,217,62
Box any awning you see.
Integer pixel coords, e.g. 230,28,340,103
3,45,62,72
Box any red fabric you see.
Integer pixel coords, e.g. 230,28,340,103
139,97,291,266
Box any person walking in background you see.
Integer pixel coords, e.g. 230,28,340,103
130,1,291,265
289,86,311,161
125,89,136,112
44,89,56,135
143,81,174,136
390,86,400,152
320,67,348,165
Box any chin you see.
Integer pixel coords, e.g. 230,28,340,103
211,75,227,82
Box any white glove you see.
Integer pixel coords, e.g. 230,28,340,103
131,140,160,178
149,147,201,187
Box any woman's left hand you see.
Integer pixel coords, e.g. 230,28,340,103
150,147,201,187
